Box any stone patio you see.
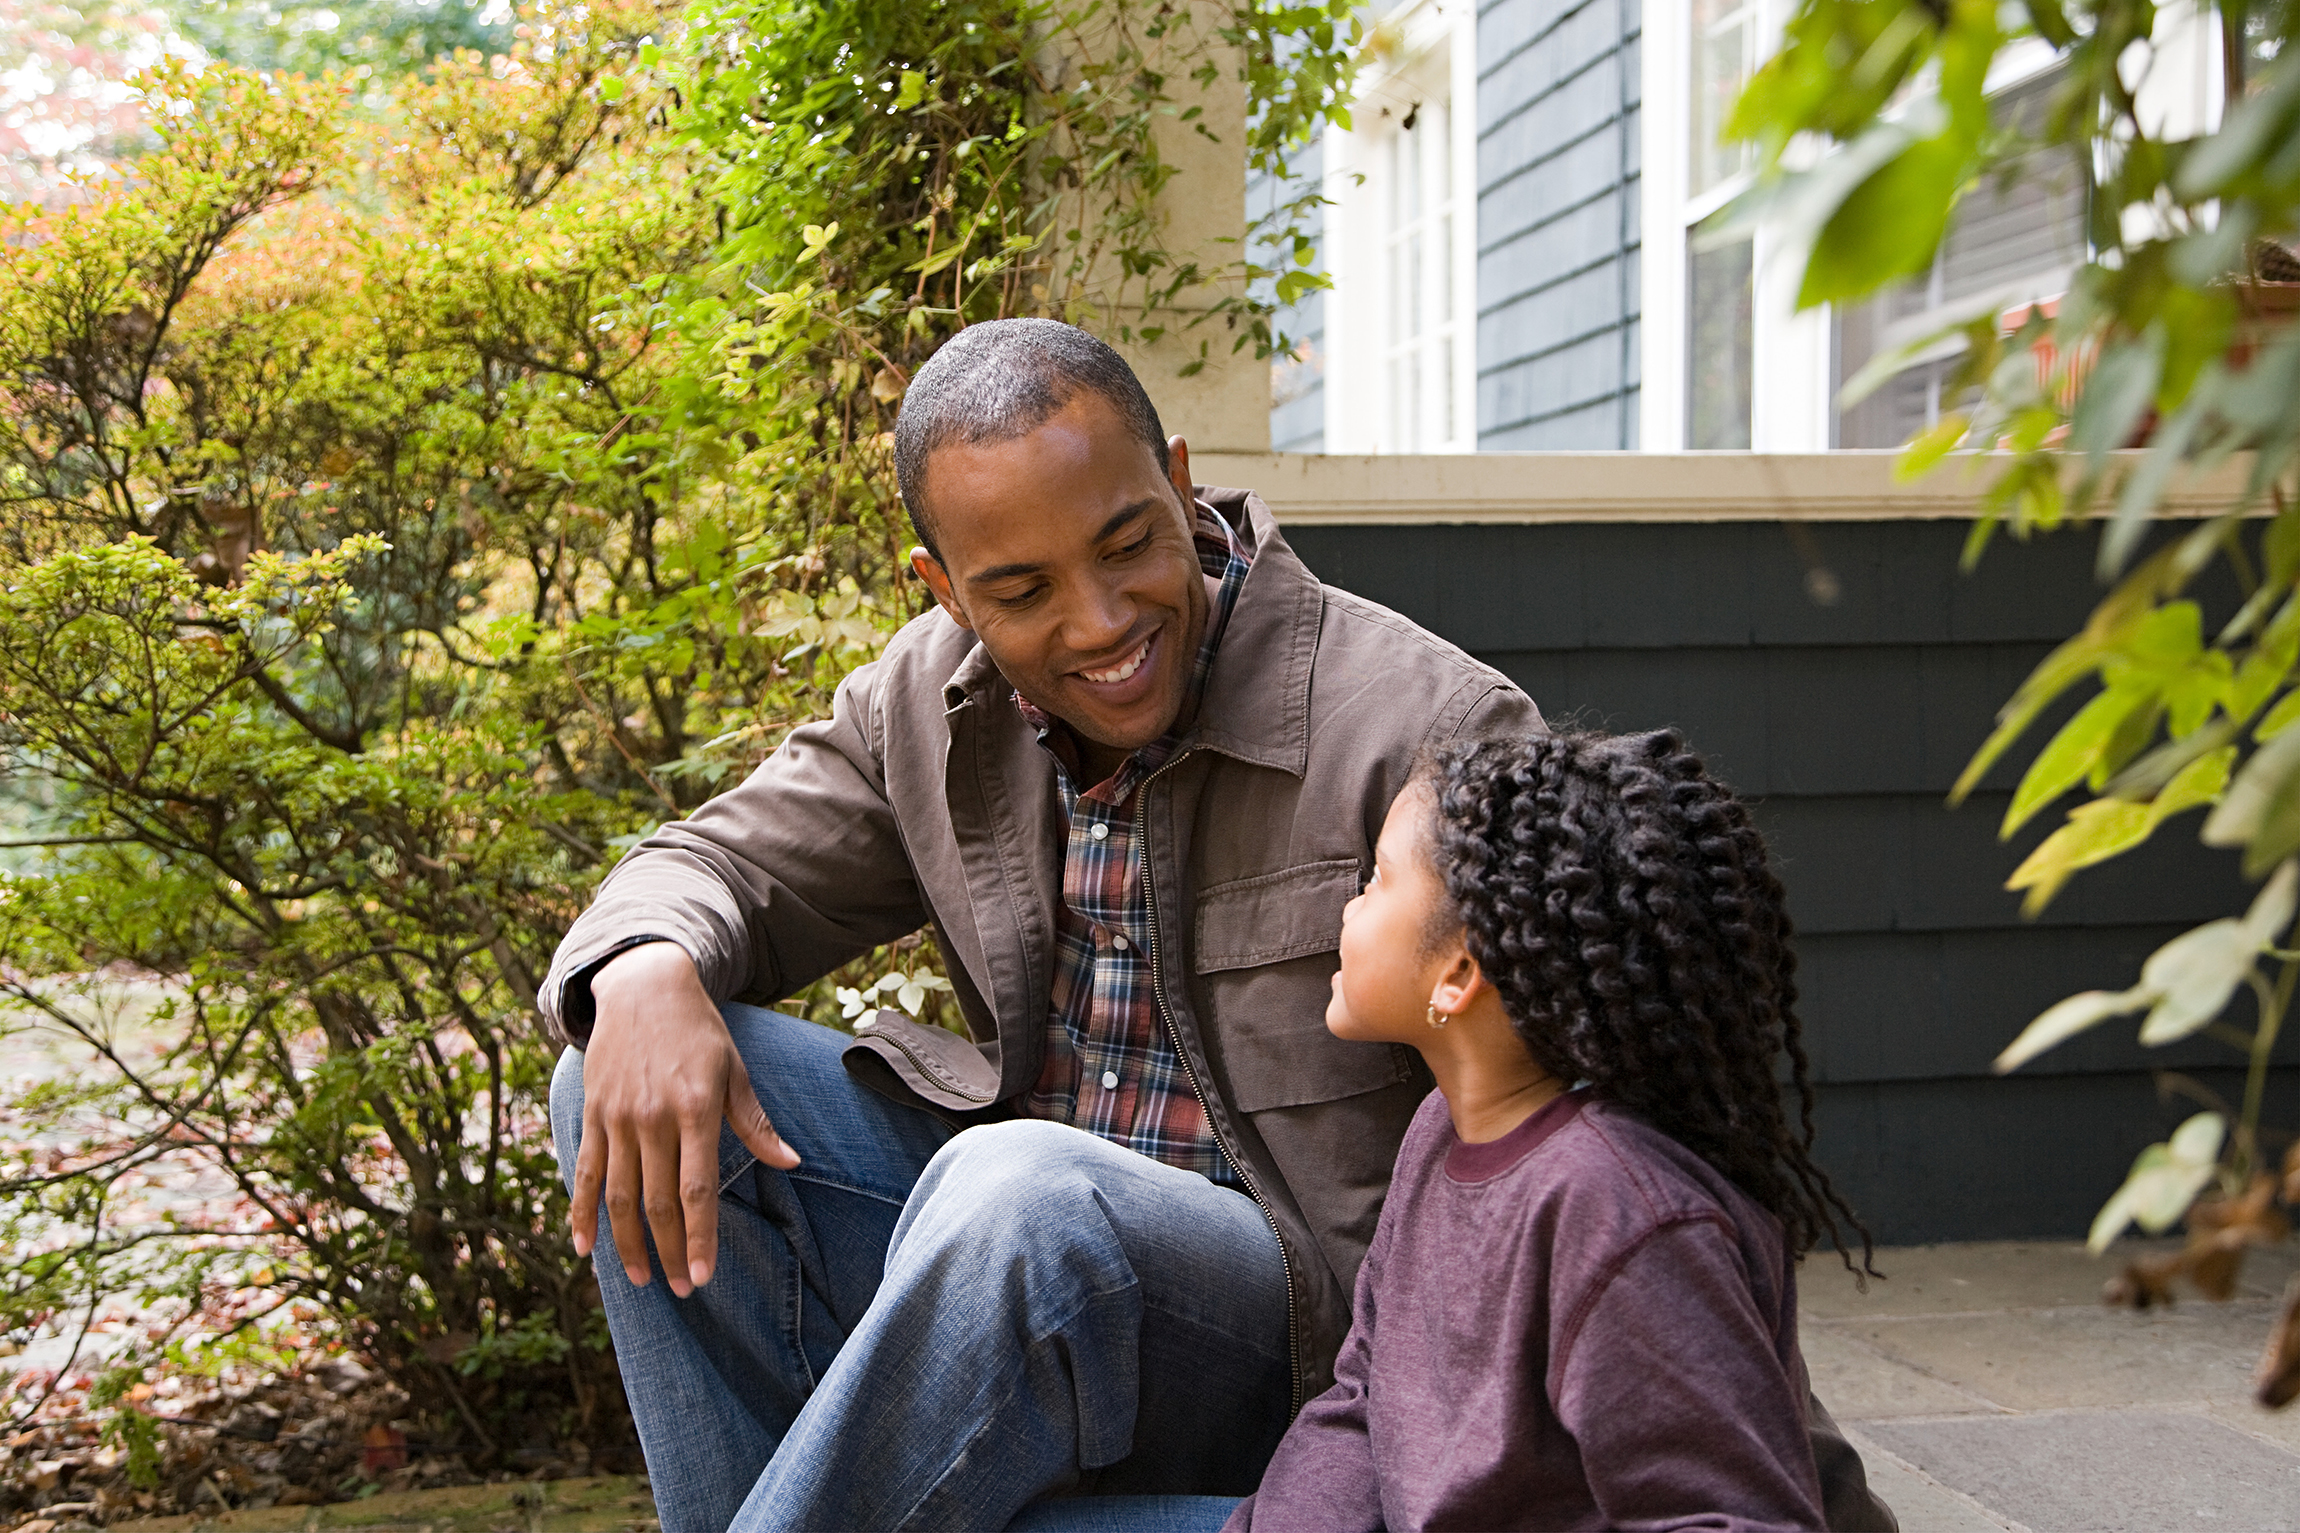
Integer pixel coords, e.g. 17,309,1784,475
1808,1240,2300,1531
90,1237,2300,1532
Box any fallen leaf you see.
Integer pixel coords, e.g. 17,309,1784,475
362,1423,408,1475
2260,1274,2300,1407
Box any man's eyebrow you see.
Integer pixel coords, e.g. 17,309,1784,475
964,500,1161,587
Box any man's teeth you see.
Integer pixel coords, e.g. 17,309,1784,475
1083,640,1150,684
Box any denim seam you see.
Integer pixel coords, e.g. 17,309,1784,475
716,1154,916,1210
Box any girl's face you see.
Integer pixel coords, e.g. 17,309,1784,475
1328,784,1458,1044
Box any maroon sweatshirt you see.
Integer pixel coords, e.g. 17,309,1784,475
1224,1089,1826,1533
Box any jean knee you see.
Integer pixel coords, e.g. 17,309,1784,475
901,1121,1114,1254
549,1045,586,1191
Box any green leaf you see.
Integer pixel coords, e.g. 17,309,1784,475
2007,798,2151,913
2133,869,2287,1045
1897,413,1970,482
1953,549,2179,805
2205,723,2300,874
897,69,926,109
1798,133,1967,308
2087,1113,2226,1252
2230,594,2300,723
2070,339,2162,462
599,74,627,103
2261,690,2300,741
1996,986,2150,1073
2003,686,2151,837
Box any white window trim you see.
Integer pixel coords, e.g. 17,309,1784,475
1643,0,1849,452
1320,0,1478,454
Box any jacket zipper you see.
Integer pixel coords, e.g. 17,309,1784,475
1132,750,1305,1417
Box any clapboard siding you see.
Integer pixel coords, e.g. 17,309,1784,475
1816,1068,2300,1244
1475,0,1640,448
1284,516,2278,1243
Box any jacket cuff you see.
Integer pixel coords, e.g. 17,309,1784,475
547,934,693,1049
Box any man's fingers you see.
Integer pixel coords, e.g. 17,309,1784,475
602,1127,654,1291
679,1113,721,1290
639,1124,695,1299
725,1069,799,1172
571,1104,606,1259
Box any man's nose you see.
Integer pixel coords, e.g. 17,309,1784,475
1062,576,1133,652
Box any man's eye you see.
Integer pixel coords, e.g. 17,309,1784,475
1113,531,1155,558
995,586,1045,609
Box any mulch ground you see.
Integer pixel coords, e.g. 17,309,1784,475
0,1360,624,1533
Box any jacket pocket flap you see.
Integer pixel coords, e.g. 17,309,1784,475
845,1008,1000,1107
1192,858,1360,974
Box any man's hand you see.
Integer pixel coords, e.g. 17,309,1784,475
571,942,799,1296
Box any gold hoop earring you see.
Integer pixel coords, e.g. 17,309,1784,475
1426,1005,1448,1030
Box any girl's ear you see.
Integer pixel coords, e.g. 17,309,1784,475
1427,939,1490,1020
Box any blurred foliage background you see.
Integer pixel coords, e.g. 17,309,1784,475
1731,0,2300,1392
0,0,1360,1502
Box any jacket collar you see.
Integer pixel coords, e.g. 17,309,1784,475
939,485,1320,779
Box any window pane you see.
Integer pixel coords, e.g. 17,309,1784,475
1402,118,1421,223
1691,0,1754,196
1688,228,1753,449
1440,212,1453,331
1441,334,1456,445
1407,231,1424,338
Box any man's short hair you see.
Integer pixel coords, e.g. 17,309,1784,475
894,319,1170,565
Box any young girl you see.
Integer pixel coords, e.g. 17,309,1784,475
1225,728,1878,1533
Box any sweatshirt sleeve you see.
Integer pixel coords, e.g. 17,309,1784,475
1221,1211,1391,1533
1552,1218,1827,1533
537,658,928,1047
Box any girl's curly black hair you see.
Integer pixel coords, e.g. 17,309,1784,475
1418,728,1877,1275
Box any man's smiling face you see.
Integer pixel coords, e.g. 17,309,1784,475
910,389,1208,774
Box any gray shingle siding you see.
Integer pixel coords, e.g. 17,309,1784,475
1476,0,1640,448
1284,517,2289,1243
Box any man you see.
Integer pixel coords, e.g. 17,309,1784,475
544,320,1892,1532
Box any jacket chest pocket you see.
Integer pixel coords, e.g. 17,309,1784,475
1191,858,1411,1111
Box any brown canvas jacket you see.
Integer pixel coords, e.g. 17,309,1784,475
537,486,1893,1530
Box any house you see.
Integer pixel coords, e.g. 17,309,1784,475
1256,0,2221,454
1200,9,2283,1245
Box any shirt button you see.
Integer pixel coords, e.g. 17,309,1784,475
1111,933,1130,951
1101,1070,1120,1090
1089,822,1110,841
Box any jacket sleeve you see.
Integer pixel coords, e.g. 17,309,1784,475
1552,1218,1828,1533
1222,1206,1390,1533
538,659,930,1047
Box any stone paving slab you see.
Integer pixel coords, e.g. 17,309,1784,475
1836,1299,2282,1412
1809,1241,2300,1531
1859,1411,2300,1532
1803,1326,2003,1421
1840,1429,2016,1533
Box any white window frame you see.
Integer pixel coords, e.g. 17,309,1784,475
1644,12,2227,455
1321,0,1477,454
1642,0,1836,452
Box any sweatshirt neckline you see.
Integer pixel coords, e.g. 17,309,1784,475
1443,1088,1589,1183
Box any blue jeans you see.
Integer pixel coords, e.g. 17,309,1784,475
550,1004,1291,1533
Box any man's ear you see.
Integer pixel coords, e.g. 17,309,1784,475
910,546,973,632
1166,434,1193,510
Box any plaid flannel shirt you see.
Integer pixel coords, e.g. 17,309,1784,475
1012,502,1251,1186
